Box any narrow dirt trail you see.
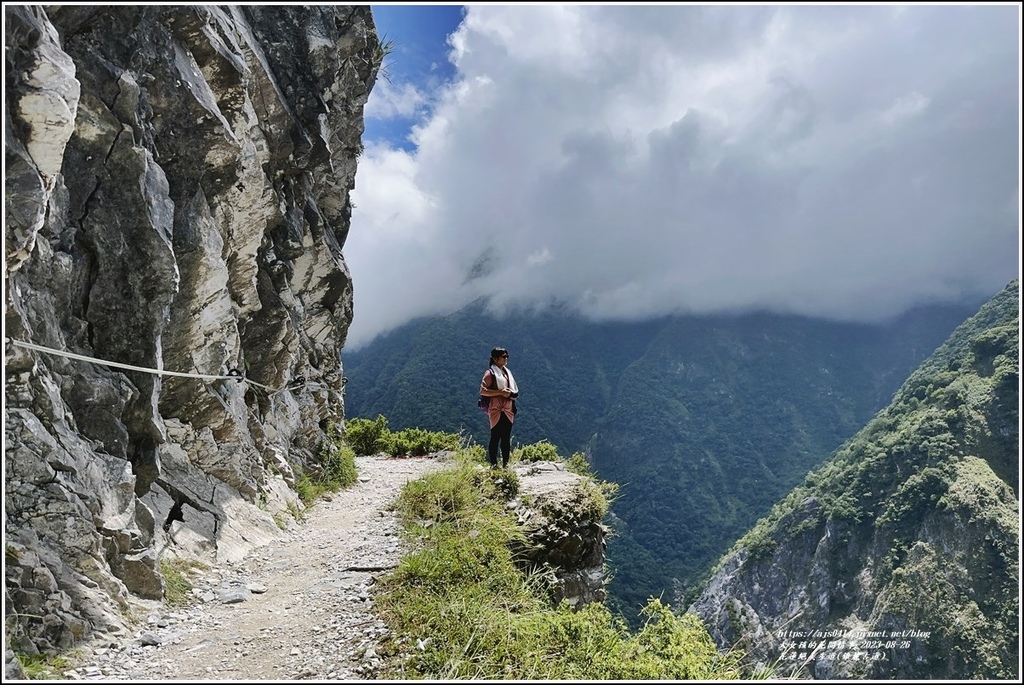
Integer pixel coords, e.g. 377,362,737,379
63,454,451,681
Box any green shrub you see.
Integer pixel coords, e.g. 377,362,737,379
293,422,360,506
389,427,462,456
513,439,561,463
294,472,317,506
346,414,390,455
461,444,487,465
322,427,358,488
565,451,593,476
345,415,462,457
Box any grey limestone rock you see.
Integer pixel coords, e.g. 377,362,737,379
510,461,610,610
4,3,380,659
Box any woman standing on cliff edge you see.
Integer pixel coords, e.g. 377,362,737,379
480,347,519,469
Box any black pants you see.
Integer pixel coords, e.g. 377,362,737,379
488,413,513,467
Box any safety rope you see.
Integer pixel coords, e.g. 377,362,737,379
6,337,285,393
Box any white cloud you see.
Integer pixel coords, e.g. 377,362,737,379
526,247,553,267
880,91,930,126
364,77,428,120
345,4,1020,349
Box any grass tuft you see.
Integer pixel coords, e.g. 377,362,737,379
296,422,360,506
159,557,210,607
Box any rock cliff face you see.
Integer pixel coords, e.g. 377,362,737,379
509,461,609,609
688,282,1020,680
4,4,379,656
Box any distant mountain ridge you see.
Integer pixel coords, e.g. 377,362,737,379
341,297,987,624
688,280,1019,679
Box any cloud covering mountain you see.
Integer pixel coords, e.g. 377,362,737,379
347,4,1019,349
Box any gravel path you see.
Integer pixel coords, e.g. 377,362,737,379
61,453,452,681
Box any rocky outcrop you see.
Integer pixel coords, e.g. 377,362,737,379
5,4,379,658
509,461,609,609
688,282,1020,680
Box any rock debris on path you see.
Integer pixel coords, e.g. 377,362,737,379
60,454,452,682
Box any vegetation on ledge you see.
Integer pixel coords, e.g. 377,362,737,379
368,435,765,680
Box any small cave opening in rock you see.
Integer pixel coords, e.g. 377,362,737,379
162,498,185,532
129,438,160,497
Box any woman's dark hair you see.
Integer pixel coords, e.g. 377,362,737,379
490,347,509,364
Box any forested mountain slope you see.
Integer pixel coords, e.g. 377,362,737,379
342,298,983,624
689,280,1019,680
